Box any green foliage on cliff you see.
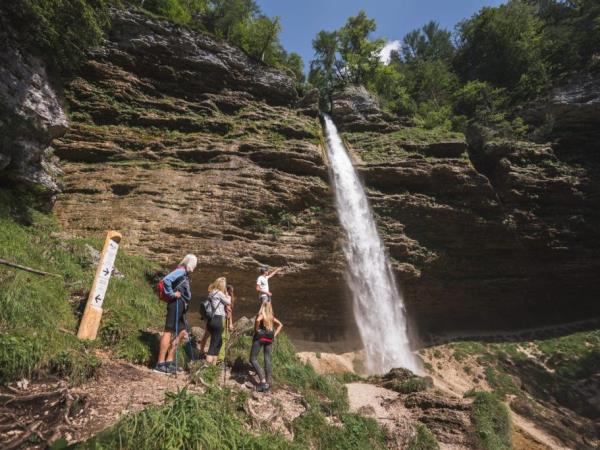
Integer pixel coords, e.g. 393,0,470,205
309,0,600,135
0,188,163,384
467,391,512,450
0,0,110,75
135,0,305,82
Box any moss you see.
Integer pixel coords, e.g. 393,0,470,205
407,423,440,450
0,188,163,384
386,377,431,394
484,367,521,400
450,341,488,362
467,391,512,450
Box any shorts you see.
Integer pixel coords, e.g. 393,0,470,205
164,298,187,332
258,294,271,303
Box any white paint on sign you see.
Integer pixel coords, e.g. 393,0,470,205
91,239,119,310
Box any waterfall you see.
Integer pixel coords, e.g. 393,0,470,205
322,114,421,375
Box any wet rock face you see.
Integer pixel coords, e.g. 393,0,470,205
0,21,68,195
330,84,399,132
53,9,351,343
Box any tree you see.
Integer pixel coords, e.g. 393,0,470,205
234,15,282,63
401,21,454,63
309,30,341,96
337,11,384,84
282,52,305,83
208,0,258,40
454,0,549,97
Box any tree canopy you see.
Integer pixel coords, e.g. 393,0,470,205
309,0,599,135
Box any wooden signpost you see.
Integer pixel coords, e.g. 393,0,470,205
77,231,122,340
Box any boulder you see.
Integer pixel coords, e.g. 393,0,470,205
330,84,397,132
0,20,68,196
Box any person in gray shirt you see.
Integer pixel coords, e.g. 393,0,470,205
205,276,231,365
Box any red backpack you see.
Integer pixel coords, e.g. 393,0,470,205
156,279,171,302
156,268,187,302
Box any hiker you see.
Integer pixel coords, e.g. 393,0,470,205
256,266,283,303
198,283,235,357
155,254,197,374
250,301,283,392
205,277,231,365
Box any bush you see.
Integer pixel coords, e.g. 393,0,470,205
407,423,440,450
468,391,512,450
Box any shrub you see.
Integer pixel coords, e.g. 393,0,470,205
468,391,512,450
407,423,440,450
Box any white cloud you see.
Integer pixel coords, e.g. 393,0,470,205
379,40,401,65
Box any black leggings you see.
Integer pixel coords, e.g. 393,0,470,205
207,315,224,356
250,339,272,383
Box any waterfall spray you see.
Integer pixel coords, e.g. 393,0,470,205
322,114,421,375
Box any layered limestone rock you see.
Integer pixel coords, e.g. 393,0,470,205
0,19,68,196
53,8,600,342
330,84,400,132
53,8,348,342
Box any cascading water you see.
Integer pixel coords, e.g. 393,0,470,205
323,114,421,375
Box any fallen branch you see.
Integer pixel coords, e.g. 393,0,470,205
0,258,60,277
3,420,42,450
2,388,66,406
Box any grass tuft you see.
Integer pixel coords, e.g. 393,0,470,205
407,422,440,450
467,391,512,450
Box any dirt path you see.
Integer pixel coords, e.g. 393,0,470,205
0,355,205,448
68,358,204,442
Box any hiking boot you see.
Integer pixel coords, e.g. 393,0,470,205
153,362,170,374
166,361,184,372
256,382,270,392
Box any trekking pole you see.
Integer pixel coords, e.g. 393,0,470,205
174,299,179,378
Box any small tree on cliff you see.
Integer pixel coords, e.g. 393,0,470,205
338,11,384,85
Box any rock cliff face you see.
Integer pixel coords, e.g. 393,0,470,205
49,8,600,343
0,19,68,197
337,83,600,334
52,9,350,343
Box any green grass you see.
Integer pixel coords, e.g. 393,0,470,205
386,377,431,394
81,387,291,450
0,188,163,384
407,423,440,450
484,367,521,400
227,329,349,415
467,391,512,450
81,386,386,450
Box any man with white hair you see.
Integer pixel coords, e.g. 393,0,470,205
154,254,197,374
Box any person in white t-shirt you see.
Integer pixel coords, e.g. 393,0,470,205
256,266,283,303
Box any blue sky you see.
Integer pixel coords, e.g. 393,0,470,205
256,0,506,71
